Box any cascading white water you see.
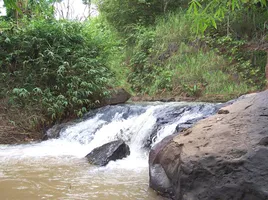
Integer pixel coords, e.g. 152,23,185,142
0,102,219,163
0,102,219,199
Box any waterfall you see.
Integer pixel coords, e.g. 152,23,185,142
0,102,221,199
0,102,219,168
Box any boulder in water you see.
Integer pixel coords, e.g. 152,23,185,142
86,140,130,166
149,90,268,199
149,135,178,197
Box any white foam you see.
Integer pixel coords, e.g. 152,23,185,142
0,103,217,169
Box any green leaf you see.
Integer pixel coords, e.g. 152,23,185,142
211,19,217,29
4,37,11,43
3,0,22,14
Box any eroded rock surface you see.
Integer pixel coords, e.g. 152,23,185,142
149,90,268,200
86,140,130,166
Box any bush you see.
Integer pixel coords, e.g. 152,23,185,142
97,0,190,36
126,12,256,99
0,19,114,125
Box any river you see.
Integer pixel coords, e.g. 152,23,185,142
0,102,219,199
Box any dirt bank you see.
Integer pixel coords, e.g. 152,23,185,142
0,100,42,144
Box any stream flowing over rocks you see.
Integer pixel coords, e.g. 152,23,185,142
149,90,268,200
0,101,220,199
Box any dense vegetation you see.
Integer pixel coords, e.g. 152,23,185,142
0,0,267,133
0,16,123,130
97,0,267,98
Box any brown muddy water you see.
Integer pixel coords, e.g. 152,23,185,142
0,103,218,199
0,153,162,200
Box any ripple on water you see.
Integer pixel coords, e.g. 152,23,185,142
0,103,216,200
0,154,163,200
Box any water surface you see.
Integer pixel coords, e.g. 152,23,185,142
0,102,218,199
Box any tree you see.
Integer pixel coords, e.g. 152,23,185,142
188,0,267,34
82,0,91,18
188,0,268,87
3,0,55,22
96,0,189,35
3,0,19,10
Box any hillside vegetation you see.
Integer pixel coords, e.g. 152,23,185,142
97,0,267,99
0,0,267,135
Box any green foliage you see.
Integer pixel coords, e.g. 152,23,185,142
84,17,130,88
127,12,190,94
0,19,114,125
209,36,265,88
3,0,21,12
25,0,55,19
188,0,267,34
96,0,189,36
187,1,268,89
126,12,257,98
4,0,56,21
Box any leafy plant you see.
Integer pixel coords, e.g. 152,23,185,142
0,19,115,127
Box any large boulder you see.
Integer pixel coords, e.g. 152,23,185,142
86,140,130,166
100,88,131,107
149,90,268,200
149,135,180,196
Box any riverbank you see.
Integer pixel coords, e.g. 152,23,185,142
130,92,245,103
0,90,253,145
0,92,224,145
0,99,42,144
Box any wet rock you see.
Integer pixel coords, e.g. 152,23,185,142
149,90,268,200
149,135,180,197
145,104,218,149
98,105,145,122
83,104,146,122
45,122,75,139
159,98,175,102
86,140,130,166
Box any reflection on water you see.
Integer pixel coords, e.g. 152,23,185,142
0,156,162,200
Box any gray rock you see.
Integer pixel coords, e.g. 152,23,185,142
86,140,130,166
101,88,131,106
149,90,268,200
149,135,180,197
45,122,75,139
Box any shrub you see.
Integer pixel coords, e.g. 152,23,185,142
126,12,257,99
0,19,114,125
97,0,190,36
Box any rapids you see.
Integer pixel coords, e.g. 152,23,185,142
0,102,219,199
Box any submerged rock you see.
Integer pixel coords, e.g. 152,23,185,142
86,140,130,166
145,104,218,148
149,90,268,200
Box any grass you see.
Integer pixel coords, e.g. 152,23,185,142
169,50,253,96
126,11,258,101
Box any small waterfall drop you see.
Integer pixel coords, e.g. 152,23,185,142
0,102,220,200
0,102,219,168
